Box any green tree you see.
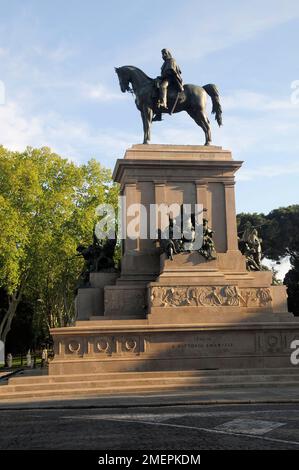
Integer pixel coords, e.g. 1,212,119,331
237,205,299,260
284,251,299,316
265,206,299,259
0,146,118,344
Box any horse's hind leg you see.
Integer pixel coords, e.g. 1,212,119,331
188,108,211,145
140,111,147,144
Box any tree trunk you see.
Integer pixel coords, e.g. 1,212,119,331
0,291,23,343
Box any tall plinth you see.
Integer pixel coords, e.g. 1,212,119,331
49,145,299,375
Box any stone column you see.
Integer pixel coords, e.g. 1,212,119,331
195,181,211,251
224,182,239,251
154,182,167,233
124,181,138,252
195,180,208,217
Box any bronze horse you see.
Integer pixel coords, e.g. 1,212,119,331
115,65,222,145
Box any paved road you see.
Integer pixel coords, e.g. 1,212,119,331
1,403,299,450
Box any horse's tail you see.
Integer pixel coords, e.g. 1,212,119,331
202,84,222,126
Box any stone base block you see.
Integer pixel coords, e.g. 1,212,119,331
49,320,299,375
89,272,119,288
76,272,119,319
76,288,103,320
104,285,147,318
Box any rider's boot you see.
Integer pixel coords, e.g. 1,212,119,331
158,85,168,109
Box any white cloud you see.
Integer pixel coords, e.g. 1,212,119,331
237,162,299,181
116,0,299,64
143,89,299,184
0,48,8,57
82,82,127,102
0,101,44,151
48,44,77,62
210,87,299,156
0,100,137,166
149,91,299,156
223,90,299,112
12,43,77,64
0,81,298,178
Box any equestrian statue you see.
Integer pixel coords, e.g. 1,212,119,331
115,48,222,145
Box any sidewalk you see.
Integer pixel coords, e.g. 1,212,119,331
0,368,47,381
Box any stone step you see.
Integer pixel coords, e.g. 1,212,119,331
1,368,298,401
2,375,299,393
0,379,299,401
4,373,299,392
7,367,299,386
0,373,299,396
7,369,216,385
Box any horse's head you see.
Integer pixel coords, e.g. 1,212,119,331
115,66,131,93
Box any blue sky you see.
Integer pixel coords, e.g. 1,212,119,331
0,0,299,214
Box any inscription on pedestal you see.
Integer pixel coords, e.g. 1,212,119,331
146,332,256,356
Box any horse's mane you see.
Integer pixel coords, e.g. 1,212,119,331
119,65,153,82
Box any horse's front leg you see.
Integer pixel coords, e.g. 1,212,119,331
141,106,153,144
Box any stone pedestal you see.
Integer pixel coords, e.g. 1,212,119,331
76,272,119,319
49,145,299,375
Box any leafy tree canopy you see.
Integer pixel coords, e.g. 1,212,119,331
237,205,299,260
0,146,118,341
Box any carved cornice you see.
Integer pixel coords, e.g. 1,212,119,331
113,159,243,184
